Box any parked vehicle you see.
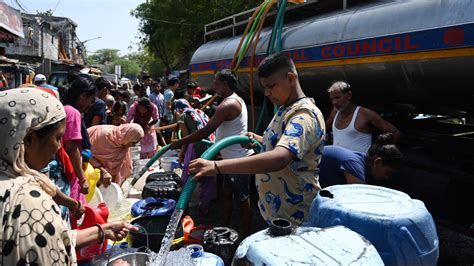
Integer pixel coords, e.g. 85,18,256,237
48,71,99,88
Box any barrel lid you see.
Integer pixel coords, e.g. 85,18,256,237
321,185,415,216
235,226,383,265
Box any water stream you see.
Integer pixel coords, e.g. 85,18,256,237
150,208,184,266
122,179,132,199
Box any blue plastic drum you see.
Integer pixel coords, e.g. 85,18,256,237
309,185,439,265
131,197,176,217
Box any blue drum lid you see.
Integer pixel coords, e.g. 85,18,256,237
320,184,418,216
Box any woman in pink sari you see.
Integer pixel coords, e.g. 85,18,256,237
87,124,144,185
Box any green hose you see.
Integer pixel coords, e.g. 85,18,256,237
275,0,287,53
265,0,287,116
176,135,262,210
199,139,214,148
238,0,270,58
130,144,170,186
268,0,286,54
130,139,214,186
236,0,272,68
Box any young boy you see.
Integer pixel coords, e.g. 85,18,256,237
189,53,326,225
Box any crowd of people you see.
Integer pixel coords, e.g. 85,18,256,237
0,53,403,264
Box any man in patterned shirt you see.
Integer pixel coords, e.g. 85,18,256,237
189,53,326,225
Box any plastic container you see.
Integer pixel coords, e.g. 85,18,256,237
128,215,183,252
188,226,214,245
99,183,123,210
133,158,160,170
71,204,109,261
162,149,179,158
83,162,100,202
182,216,195,243
130,145,141,161
188,244,224,266
142,180,181,200
203,227,239,265
108,198,139,222
95,203,109,222
160,156,179,171
171,159,181,171
131,197,176,217
309,185,439,265
233,219,383,265
146,171,181,185
133,167,167,192
88,186,104,208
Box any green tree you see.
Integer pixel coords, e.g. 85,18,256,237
128,49,166,78
88,48,120,65
132,0,261,71
110,57,141,79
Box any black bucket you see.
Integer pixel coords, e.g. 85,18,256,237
128,215,183,252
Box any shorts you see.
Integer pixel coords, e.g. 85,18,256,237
222,174,250,202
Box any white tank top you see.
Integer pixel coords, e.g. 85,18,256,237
332,106,372,153
215,93,254,159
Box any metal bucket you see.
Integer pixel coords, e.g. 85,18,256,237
92,251,150,266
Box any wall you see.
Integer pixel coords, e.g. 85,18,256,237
1,16,61,62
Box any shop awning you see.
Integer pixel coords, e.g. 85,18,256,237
0,2,24,40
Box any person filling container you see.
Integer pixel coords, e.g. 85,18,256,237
0,88,137,265
189,53,326,226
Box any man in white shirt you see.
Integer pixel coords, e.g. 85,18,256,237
171,69,253,235
325,81,400,153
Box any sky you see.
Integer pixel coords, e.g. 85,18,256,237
9,0,145,55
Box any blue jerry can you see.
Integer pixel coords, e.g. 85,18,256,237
188,244,224,266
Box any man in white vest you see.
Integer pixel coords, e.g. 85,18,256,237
325,81,400,153
171,69,253,235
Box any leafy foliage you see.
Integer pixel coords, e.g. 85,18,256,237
110,58,141,79
88,48,121,65
132,0,261,72
88,49,142,79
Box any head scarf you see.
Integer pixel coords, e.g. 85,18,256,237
87,124,144,184
0,88,66,196
175,99,215,142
